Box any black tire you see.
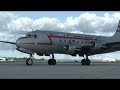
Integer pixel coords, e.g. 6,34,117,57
81,59,86,65
26,58,33,66
48,59,56,65
86,59,90,65
81,59,90,65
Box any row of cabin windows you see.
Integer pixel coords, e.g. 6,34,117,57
60,39,90,44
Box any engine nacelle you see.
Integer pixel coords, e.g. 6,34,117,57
89,42,95,48
89,41,105,50
16,48,34,54
80,41,104,54
64,45,76,55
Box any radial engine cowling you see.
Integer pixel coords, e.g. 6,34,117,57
64,45,76,54
89,41,105,50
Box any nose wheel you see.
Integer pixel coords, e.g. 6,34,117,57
48,54,56,65
26,54,33,66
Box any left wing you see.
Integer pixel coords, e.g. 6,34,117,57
0,41,16,45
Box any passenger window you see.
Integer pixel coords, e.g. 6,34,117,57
73,40,75,42
60,39,62,42
64,40,66,42
69,40,71,43
28,34,31,37
68,40,72,44
34,35,37,38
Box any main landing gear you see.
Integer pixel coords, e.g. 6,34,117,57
48,54,56,65
25,54,56,66
81,54,90,65
26,54,33,66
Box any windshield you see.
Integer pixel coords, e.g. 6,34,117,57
27,34,31,37
26,34,37,38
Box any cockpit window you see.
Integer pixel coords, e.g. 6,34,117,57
27,34,31,37
26,34,37,38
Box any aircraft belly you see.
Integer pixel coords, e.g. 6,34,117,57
39,46,56,53
24,44,56,54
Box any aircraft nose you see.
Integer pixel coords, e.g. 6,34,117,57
16,38,23,47
16,38,20,47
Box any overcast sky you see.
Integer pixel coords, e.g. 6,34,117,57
0,11,120,60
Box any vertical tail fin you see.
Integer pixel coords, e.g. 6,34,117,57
113,20,120,37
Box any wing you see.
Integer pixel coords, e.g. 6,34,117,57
0,41,16,45
106,42,120,46
105,42,120,48
88,42,120,56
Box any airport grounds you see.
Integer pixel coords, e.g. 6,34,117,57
0,57,120,79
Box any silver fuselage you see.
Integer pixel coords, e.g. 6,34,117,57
16,30,120,56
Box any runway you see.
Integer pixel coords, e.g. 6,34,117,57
0,61,120,79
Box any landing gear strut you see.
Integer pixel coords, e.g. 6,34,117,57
81,54,90,65
48,54,56,65
26,54,33,66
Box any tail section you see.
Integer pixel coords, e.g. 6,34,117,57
107,21,120,45
113,20,120,37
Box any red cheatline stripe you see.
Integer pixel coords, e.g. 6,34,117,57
25,35,97,45
24,42,52,45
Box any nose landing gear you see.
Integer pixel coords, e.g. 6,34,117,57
26,54,33,66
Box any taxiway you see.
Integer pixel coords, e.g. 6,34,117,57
0,61,120,79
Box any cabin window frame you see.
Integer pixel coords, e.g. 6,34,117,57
34,35,37,38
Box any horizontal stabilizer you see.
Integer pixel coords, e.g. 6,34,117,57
0,41,16,44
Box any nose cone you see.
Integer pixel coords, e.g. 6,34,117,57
16,38,24,47
16,39,20,47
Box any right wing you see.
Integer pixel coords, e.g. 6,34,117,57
0,41,16,45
